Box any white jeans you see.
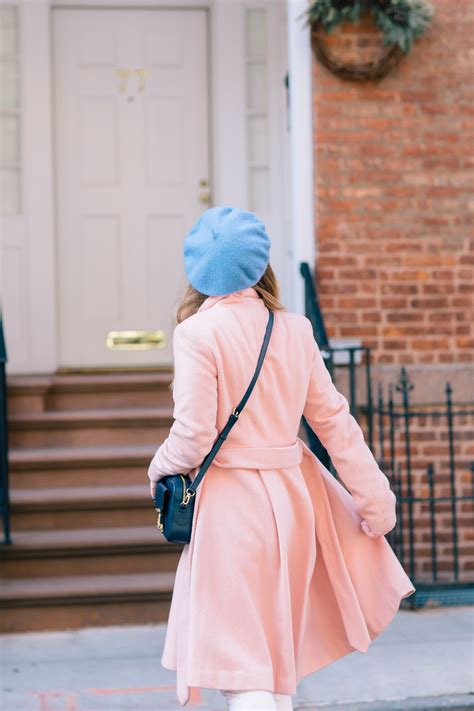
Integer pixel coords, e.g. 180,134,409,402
220,689,293,710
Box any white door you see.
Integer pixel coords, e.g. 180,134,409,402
53,8,210,368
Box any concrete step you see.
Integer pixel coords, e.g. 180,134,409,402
3,371,180,632
7,371,174,414
0,572,175,632
8,407,173,447
9,485,155,530
8,444,158,488
0,526,183,578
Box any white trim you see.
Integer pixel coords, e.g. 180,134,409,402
2,1,57,374
286,0,315,315
22,1,57,373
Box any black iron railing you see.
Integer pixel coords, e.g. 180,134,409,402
300,262,330,349
374,367,474,608
0,312,10,544
300,261,375,465
300,261,474,607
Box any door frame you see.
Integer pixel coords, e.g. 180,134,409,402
6,0,315,373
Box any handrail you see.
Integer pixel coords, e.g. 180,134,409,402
0,310,11,544
300,262,330,348
299,261,375,459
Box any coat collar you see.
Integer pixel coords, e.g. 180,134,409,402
197,286,260,313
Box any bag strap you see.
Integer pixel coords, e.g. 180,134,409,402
183,308,274,502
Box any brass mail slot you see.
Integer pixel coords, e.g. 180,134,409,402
106,330,166,350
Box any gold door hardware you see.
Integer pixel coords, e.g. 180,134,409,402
106,330,166,350
135,68,149,93
198,179,212,204
115,68,150,95
116,68,131,94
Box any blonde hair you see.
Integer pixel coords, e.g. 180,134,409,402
175,262,286,325
167,264,285,391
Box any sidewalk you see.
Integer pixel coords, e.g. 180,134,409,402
0,606,472,710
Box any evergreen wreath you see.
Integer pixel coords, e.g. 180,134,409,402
305,0,434,81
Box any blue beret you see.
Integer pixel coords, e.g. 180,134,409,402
183,206,271,296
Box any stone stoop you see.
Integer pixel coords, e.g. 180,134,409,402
1,371,181,633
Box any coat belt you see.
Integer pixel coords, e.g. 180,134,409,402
212,438,304,469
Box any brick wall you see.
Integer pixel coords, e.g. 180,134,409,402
311,0,473,367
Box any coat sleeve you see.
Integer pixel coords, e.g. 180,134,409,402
147,321,219,484
302,325,396,537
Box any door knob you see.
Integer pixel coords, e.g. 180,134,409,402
198,179,211,204
198,191,211,204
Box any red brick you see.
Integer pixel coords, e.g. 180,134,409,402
312,0,473,365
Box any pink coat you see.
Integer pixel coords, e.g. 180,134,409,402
147,286,416,707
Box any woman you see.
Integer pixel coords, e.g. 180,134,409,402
148,206,415,711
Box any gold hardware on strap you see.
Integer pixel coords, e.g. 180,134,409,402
232,407,240,418
179,475,188,505
182,488,196,506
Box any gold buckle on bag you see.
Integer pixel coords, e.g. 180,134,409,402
155,508,163,532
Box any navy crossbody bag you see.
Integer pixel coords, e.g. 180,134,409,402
154,308,274,544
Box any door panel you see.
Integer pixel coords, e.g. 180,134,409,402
53,8,209,367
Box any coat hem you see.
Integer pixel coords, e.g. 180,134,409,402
161,657,296,693
298,581,416,680
161,581,416,705
189,669,295,690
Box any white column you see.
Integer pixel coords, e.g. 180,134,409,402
22,0,57,373
286,0,315,315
